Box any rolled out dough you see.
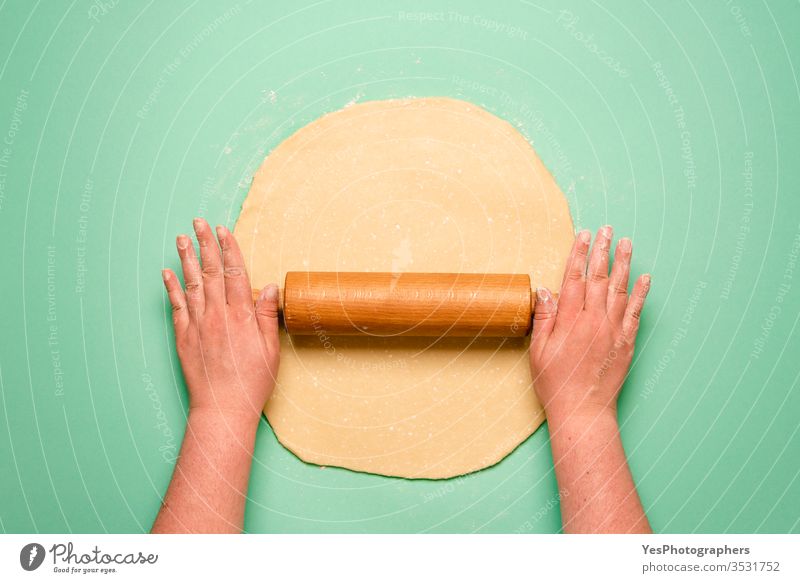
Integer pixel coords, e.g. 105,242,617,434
234,97,574,479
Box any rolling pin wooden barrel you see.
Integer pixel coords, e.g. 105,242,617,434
252,272,553,337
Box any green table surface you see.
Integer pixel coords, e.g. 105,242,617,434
1,0,798,533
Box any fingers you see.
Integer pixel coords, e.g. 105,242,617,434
193,218,224,309
607,238,632,320
531,287,557,359
216,225,253,310
162,269,189,334
255,284,281,355
556,229,591,322
584,225,612,312
622,274,651,342
177,234,204,314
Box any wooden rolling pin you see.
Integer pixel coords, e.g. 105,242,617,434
252,272,543,338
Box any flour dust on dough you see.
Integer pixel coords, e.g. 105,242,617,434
234,97,574,479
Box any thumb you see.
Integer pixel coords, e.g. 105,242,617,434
531,287,557,359
255,284,280,354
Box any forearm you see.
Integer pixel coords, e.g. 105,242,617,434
151,408,258,533
548,406,651,534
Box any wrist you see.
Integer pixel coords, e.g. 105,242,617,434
187,405,262,434
545,400,618,429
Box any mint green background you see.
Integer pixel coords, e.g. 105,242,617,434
1,0,798,533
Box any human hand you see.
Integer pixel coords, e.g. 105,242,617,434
161,218,280,425
530,226,650,421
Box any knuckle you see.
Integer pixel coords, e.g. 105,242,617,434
223,266,246,279
555,305,578,320
588,270,607,283
175,338,189,354
257,305,279,319
202,265,222,278
566,270,584,282
533,311,557,321
200,311,222,329
587,313,604,328
184,281,202,294
232,307,255,321
615,332,633,347
175,330,194,350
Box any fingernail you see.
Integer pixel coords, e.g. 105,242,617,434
261,284,278,301
161,269,169,283
193,217,203,230
177,235,189,249
619,238,631,252
601,225,612,238
536,287,552,302
578,230,591,243
642,274,651,290
215,225,227,240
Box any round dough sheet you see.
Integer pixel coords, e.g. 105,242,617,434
234,97,574,479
